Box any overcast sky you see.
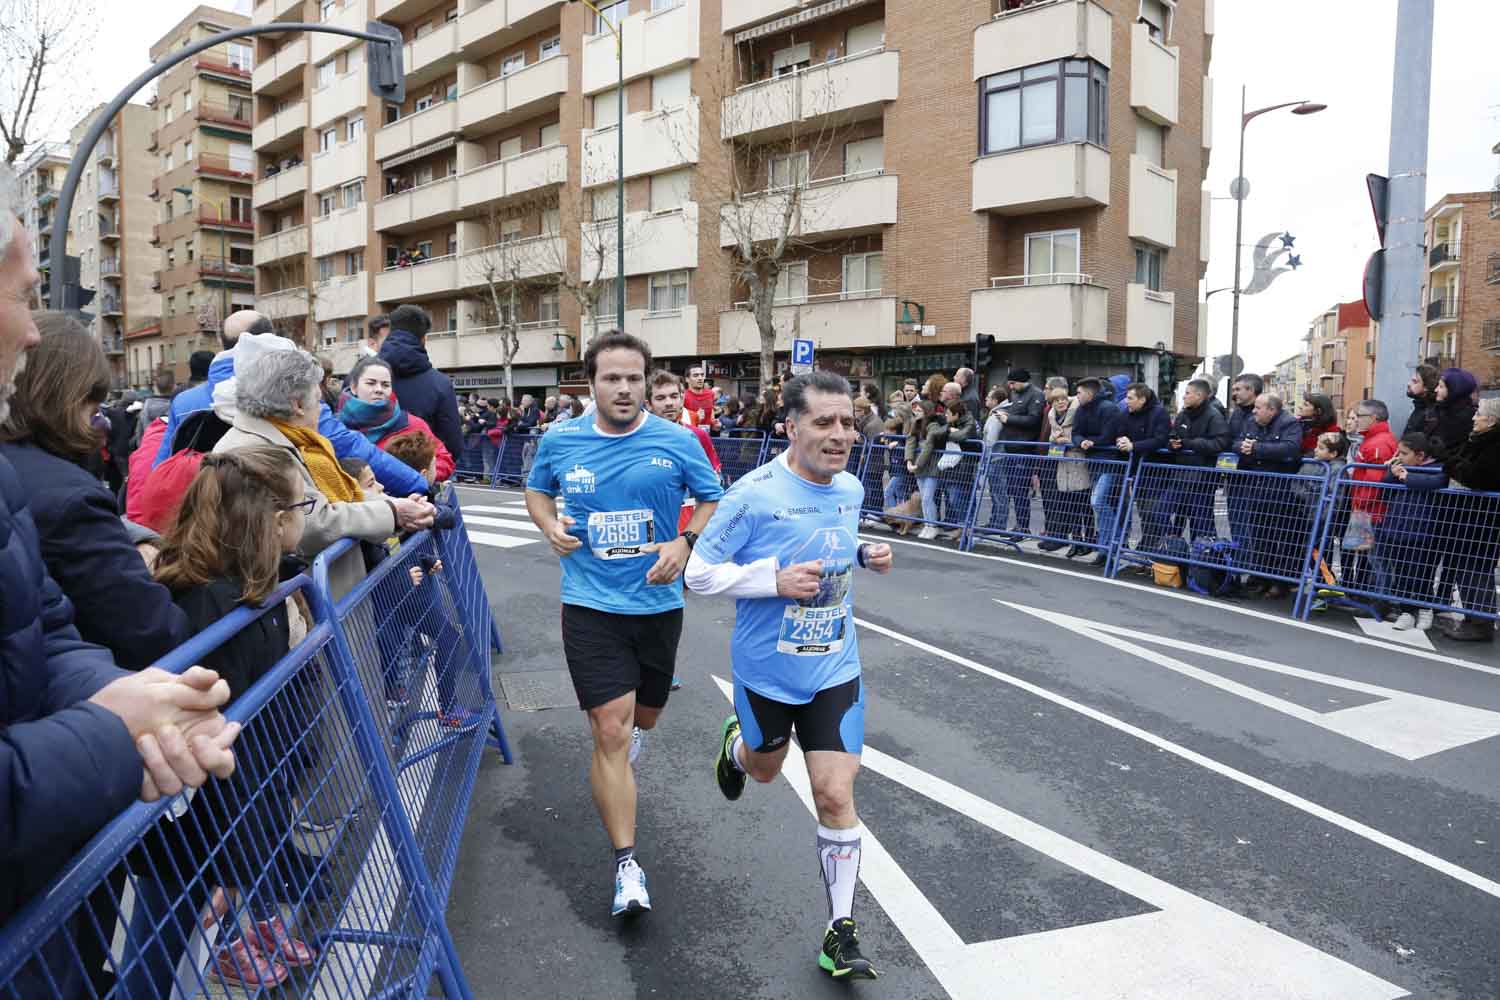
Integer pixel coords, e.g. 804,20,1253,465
45,0,1500,375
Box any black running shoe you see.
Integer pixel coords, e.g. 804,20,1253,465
819,918,877,980
716,716,747,801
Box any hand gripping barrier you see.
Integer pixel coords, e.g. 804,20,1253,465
1294,464,1500,625
0,508,509,999
967,441,1131,560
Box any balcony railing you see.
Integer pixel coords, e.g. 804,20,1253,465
990,272,1096,287
1426,296,1457,322
1483,319,1500,353
100,297,123,316
1488,252,1500,285
1428,241,1460,267
195,57,253,80
100,258,121,276
199,257,256,281
195,101,252,130
199,209,255,230
99,218,119,239
102,337,124,356
197,154,255,181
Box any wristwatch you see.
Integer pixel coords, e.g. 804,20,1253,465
680,530,699,550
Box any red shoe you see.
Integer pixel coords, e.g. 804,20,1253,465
248,915,318,967
212,935,288,987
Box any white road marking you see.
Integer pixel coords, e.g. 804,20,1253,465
1355,616,1437,651
852,617,1500,902
861,533,1500,678
1002,603,1500,759
463,514,541,532
468,530,535,550
461,505,532,516
709,676,1408,1000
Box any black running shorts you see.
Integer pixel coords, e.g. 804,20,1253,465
560,604,683,711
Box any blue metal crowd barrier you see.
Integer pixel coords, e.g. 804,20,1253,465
857,435,984,540
717,429,769,486
966,442,1131,560
1294,464,1500,625
0,496,508,999
491,431,542,487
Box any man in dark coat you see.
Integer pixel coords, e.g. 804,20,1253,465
1147,377,1231,544
1236,393,1305,595
1402,364,1439,438
1107,383,1171,550
986,369,1046,535
379,303,464,459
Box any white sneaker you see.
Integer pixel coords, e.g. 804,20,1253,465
917,525,939,540
611,858,651,916
1416,608,1435,631
628,726,643,766
1392,613,1415,631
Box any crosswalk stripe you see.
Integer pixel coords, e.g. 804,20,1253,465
469,530,535,550
464,515,541,533
463,505,534,518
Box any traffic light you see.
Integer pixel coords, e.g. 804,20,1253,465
975,333,995,370
61,255,94,312
365,21,406,105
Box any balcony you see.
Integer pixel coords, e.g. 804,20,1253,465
582,0,698,94
460,234,565,287
199,257,257,285
311,137,367,190
719,294,898,353
1129,21,1179,125
375,175,460,232
314,272,368,321
195,101,254,133
311,70,367,128
100,297,123,317
429,319,568,371
252,0,302,24
99,219,120,242
407,19,461,84
719,171,897,248
586,306,700,358
583,100,699,186
1488,251,1500,285
311,0,369,63
722,48,899,141
1128,154,1177,248
198,210,255,233
973,0,1113,78
147,130,159,153
98,180,120,202
256,224,310,264
584,203,699,280
252,38,307,95
459,0,564,55
258,285,310,317
1482,319,1500,353
458,142,567,212
252,101,307,152
458,55,568,135
254,161,308,208
972,142,1109,214
1426,296,1457,324
970,274,1109,344
100,258,122,278
311,206,368,256
1125,283,1175,350
1428,241,1461,270
102,336,125,356
376,256,460,302
197,153,255,183
374,99,460,162
194,58,254,85
723,0,804,33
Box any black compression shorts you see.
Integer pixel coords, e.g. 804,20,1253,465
734,676,864,755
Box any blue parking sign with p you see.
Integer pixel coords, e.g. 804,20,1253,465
792,339,814,366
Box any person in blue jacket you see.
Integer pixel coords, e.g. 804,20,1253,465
378,303,464,460
1070,377,1120,559
1373,432,1449,632
154,313,429,497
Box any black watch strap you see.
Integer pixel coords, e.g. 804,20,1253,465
681,530,699,549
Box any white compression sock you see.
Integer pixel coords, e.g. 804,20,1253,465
817,824,862,927
729,733,747,773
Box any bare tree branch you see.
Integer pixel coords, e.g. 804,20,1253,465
0,0,97,163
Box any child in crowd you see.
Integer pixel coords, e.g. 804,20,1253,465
339,456,383,497
152,447,319,989
1374,433,1449,631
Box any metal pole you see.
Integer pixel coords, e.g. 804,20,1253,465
1373,0,1434,433
615,36,625,331
1227,85,1247,407
218,202,228,336
49,22,397,307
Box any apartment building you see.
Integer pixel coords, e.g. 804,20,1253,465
253,0,1213,400
16,143,72,307
132,5,258,390
1299,299,1374,419
1420,191,1500,392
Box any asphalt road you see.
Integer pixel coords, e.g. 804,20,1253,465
444,484,1500,1000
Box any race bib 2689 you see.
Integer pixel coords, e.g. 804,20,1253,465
587,509,654,560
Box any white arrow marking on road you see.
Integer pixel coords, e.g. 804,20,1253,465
468,530,535,549
710,676,1408,1000
1001,602,1500,760
463,514,541,532
462,504,533,516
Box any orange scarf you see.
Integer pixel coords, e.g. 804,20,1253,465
270,418,362,504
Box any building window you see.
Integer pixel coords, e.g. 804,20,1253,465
652,66,691,111
592,88,620,129
651,0,679,10
980,59,1108,154
843,136,884,176
1135,115,1165,167
320,321,337,346
773,42,811,77
415,94,434,113
345,316,364,343
842,253,882,298
500,218,523,242
230,196,251,222
183,139,193,162
318,256,336,282
501,52,525,77
540,122,560,146
316,59,335,89
1133,243,1164,291
650,168,691,212
597,281,619,321
447,233,458,256
593,0,626,34
769,152,809,190
540,290,560,324
416,240,433,258
346,249,364,273
320,0,337,18
342,179,364,208
540,35,561,60
185,238,195,262
319,191,336,216
228,43,253,71
447,309,459,333
164,152,174,172
591,186,618,222
542,207,560,234
1025,230,1081,283
648,271,689,314
163,101,173,123
774,261,808,304
319,127,336,152
183,91,193,112
346,114,364,142
1138,0,1174,41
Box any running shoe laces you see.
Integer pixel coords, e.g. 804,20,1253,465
820,918,877,980
612,858,651,917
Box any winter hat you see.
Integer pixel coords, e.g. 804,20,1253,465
212,330,297,422
1007,368,1031,383
1440,367,1477,404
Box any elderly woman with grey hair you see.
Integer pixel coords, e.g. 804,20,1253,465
213,347,435,599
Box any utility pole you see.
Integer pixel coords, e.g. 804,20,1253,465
1373,0,1434,432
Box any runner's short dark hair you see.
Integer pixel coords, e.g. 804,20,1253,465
782,371,851,420
584,330,653,381
648,369,681,391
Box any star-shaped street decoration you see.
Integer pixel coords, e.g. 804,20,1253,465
1279,232,1296,249
1287,254,1303,270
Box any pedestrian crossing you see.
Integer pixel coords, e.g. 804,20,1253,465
456,497,541,550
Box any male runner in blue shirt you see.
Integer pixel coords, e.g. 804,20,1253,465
685,371,893,980
525,331,723,918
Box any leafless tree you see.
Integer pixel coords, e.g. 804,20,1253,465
0,0,97,164
256,258,315,347
461,197,560,402
684,41,874,385
529,183,648,347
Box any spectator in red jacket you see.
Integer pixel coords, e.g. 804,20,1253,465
1350,399,1399,521
682,364,719,431
127,414,169,520
337,356,454,481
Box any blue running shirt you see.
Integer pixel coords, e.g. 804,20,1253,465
527,412,724,615
693,454,865,703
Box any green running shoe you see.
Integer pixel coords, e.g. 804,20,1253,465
715,715,746,802
819,918,877,980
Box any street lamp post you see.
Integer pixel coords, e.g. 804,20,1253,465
1227,87,1326,404
175,185,228,339
570,0,625,333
